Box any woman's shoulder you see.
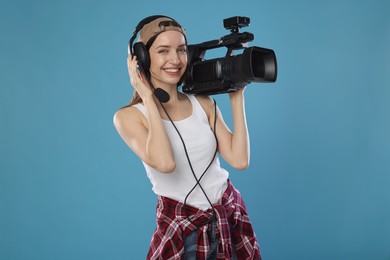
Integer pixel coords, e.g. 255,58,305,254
113,104,146,129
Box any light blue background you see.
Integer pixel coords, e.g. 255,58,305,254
1,0,389,259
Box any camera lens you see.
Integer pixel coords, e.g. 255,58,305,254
236,47,277,82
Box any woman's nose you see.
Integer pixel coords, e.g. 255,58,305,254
168,51,180,64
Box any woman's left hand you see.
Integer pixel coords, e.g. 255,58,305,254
228,86,246,98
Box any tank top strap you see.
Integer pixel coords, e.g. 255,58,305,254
132,103,146,116
186,94,209,124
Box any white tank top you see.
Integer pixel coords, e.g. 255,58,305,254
133,94,229,210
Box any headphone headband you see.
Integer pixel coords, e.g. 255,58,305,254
129,15,175,56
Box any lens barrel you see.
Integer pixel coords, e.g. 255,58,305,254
190,46,277,85
237,46,277,82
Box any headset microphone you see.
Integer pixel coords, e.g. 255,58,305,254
154,88,170,103
138,66,170,103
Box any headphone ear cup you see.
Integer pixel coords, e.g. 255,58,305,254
133,42,150,78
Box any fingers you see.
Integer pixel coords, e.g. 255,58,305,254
127,55,151,97
128,55,140,84
127,54,137,72
228,87,246,99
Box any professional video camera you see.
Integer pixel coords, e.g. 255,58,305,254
182,16,277,95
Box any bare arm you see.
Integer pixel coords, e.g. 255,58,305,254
226,88,250,169
113,55,175,173
198,88,250,170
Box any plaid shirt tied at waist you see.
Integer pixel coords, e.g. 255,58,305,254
147,181,261,259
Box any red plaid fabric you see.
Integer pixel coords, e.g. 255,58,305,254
147,181,261,259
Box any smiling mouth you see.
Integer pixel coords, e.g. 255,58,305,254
164,68,180,73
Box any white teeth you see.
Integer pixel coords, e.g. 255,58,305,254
165,69,179,72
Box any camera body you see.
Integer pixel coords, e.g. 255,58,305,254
182,16,277,95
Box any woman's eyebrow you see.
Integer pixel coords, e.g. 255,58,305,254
156,44,186,49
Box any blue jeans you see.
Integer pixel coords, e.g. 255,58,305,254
184,220,238,260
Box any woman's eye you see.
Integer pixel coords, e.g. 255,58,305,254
158,49,168,54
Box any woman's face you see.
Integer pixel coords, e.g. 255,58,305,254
148,30,188,88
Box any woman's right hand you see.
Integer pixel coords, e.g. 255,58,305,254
127,54,154,99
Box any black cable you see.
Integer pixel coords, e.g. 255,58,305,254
143,74,218,228
182,99,219,226
159,98,218,226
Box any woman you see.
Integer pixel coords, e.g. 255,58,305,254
113,16,261,260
